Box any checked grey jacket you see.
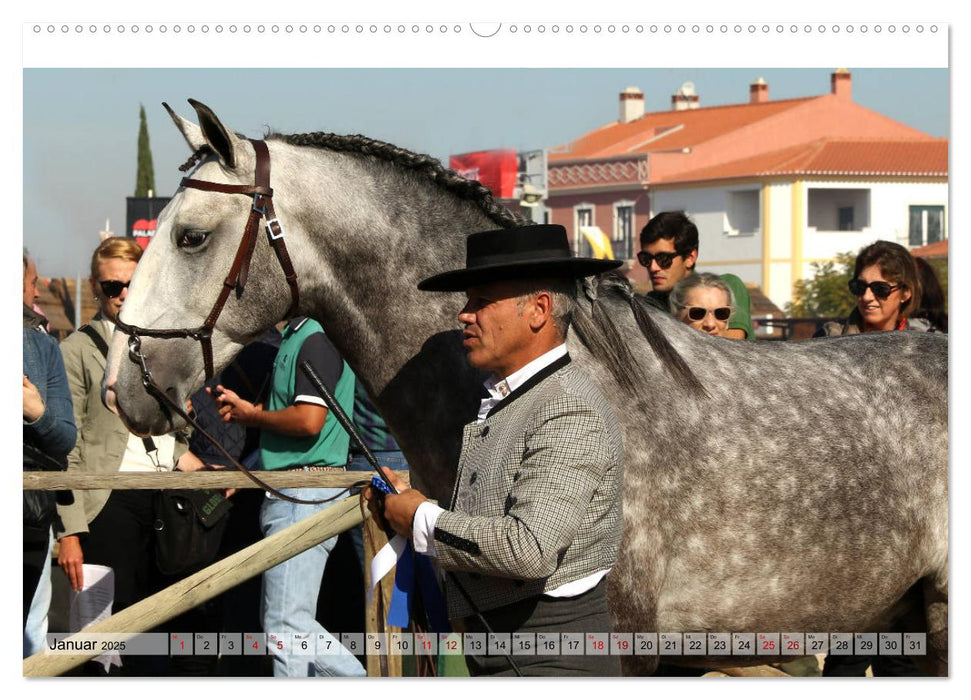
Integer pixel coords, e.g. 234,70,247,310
433,355,624,620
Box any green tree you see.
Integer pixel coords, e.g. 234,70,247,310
134,104,155,197
785,251,857,318
927,258,948,311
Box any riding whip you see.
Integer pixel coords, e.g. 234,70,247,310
298,361,397,494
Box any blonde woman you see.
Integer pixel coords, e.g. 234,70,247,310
56,239,200,671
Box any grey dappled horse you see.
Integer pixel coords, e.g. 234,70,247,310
104,101,948,675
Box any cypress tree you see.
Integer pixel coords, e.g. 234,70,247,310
135,104,155,197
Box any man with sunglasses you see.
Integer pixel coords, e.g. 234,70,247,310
639,211,754,339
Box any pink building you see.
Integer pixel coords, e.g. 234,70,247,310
545,70,947,304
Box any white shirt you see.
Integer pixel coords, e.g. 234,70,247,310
412,343,609,597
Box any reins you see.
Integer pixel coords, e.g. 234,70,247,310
116,139,341,505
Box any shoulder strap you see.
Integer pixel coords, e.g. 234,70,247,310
79,324,109,359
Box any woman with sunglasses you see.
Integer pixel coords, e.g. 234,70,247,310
819,239,929,678
55,238,204,675
820,240,923,337
669,273,736,338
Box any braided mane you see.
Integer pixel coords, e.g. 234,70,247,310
268,131,527,229
266,131,703,399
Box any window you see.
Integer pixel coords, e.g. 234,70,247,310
909,205,945,247
807,188,870,232
838,206,855,231
613,203,635,259
574,205,594,257
725,190,760,236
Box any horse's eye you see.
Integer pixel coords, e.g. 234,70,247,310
178,229,209,248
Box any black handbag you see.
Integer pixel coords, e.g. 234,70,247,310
23,442,68,529
153,488,232,577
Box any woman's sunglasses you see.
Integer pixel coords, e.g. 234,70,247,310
848,279,900,299
99,279,131,299
636,251,683,269
684,306,732,322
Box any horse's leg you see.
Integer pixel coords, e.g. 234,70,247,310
921,568,948,676
608,551,660,676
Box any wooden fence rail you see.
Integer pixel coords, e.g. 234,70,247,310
23,495,371,677
23,470,410,491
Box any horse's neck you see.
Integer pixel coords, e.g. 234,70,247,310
281,144,495,399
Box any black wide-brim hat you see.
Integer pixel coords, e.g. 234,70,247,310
418,224,623,292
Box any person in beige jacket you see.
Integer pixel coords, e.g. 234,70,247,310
56,238,200,620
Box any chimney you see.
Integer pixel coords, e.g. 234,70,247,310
671,81,699,111
619,86,645,123
750,77,769,104
831,68,852,101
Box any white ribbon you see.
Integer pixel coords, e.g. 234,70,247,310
367,534,409,604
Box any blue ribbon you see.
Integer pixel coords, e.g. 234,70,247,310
387,546,450,632
387,544,414,627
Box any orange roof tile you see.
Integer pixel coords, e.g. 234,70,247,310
550,97,816,161
910,239,948,259
652,138,948,184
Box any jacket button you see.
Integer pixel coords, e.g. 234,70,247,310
469,472,477,485
481,426,489,436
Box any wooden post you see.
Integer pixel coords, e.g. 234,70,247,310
363,514,404,677
24,495,365,677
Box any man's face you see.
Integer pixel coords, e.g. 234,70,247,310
458,280,535,378
90,257,137,324
640,237,698,293
23,258,39,307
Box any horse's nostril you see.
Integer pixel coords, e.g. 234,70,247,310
102,385,119,414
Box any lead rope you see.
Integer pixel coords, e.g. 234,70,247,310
130,360,363,505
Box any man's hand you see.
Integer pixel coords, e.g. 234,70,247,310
58,535,84,591
23,375,45,422
210,385,262,427
364,467,427,539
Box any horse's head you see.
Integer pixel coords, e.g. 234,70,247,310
106,100,294,435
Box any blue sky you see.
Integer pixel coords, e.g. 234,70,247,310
23,67,947,278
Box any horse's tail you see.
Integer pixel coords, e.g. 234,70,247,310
572,271,708,399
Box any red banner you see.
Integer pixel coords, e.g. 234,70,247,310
449,149,518,199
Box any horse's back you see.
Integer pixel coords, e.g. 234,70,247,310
597,306,947,641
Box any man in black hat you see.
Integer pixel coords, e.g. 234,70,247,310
366,224,625,676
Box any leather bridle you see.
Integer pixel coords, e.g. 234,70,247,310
114,139,352,505
116,139,298,382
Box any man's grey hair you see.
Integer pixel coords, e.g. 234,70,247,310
669,272,735,315
514,277,577,339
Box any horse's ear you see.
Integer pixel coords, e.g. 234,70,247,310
187,99,240,170
163,102,207,154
